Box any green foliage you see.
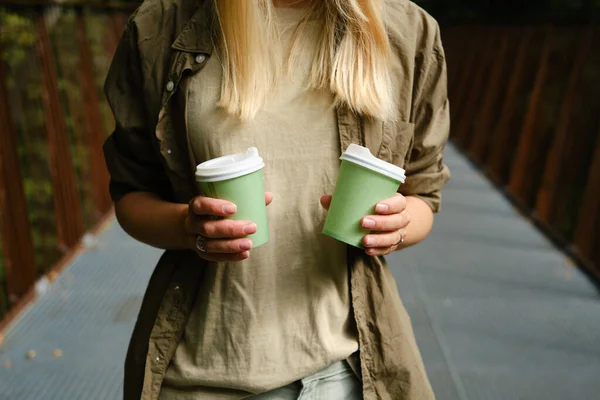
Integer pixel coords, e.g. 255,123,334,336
84,12,118,137
1,10,68,313
0,7,121,318
51,10,97,230
0,12,37,64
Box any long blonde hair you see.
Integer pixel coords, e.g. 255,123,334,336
213,0,393,121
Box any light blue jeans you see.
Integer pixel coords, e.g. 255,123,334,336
247,360,363,400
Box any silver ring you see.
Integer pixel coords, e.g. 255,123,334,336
195,235,207,253
397,230,404,244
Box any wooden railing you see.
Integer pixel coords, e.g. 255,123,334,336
1,2,599,321
0,2,135,320
443,25,600,283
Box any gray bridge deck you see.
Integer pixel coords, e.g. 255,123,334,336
1,144,599,399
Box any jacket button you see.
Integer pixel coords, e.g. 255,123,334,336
166,81,175,91
195,54,206,64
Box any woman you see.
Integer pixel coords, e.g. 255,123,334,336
103,0,450,399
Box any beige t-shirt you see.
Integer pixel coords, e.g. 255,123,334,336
161,8,358,399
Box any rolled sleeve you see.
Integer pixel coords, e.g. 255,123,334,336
400,21,451,213
103,15,172,203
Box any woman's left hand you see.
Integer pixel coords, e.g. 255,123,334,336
320,193,411,256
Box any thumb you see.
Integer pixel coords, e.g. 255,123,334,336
265,192,273,206
320,194,332,210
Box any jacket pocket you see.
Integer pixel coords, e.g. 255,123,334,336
377,120,415,168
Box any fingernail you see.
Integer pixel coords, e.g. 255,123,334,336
375,203,389,213
364,236,375,247
243,223,257,235
239,240,253,251
223,204,237,214
362,218,376,229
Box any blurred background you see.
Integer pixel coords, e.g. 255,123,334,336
0,0,599,399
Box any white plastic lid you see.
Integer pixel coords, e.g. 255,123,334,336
196,147,265,182
340,144,406,183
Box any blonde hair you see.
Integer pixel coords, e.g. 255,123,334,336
213,0,393,121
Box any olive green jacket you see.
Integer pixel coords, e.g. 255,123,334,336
103,0,450,399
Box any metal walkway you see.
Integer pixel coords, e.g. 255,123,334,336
1,144,599,399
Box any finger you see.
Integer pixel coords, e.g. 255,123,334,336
190,196,237,216
203,238,253,254
265,192,273,206
363,229,405,249
190,217,257,238
199,251,250,262
361,210,411,231
320,194,332,210
200,219,257,239
365,246,395,257
374,193,407,215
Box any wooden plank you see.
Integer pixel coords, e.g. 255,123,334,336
113,12,129,35
535,27,595,224
469,29,510,163
0,58,38,300
36,12,84,251
106,11,128,56
487,28,533,183
443,27,462,97
508,27,553,202
455,27,496,147
77,10,111,218
105,13,121,56
573,124,600,267
446,26,465,97
449,28,479,140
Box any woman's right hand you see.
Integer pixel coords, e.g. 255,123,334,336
184,192,273,262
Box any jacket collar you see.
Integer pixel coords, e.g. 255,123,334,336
171,0,215,54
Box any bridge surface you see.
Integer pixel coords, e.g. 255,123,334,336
1,144,599,400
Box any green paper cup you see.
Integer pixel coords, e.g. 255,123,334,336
196,147,269,248
323,144,406,248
